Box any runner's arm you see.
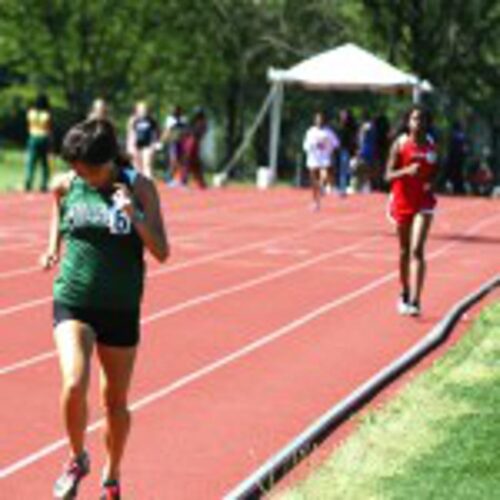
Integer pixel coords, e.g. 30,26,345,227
125,176,169,262
384,137,419,182
40,172,72,269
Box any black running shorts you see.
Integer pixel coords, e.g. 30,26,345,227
53,301,140,347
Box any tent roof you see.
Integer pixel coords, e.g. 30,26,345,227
268,43,430,93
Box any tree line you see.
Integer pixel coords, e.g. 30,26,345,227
0,0,499,167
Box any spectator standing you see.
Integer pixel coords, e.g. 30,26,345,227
181,108,208,189
373,113,391,190
337,109,358,196
24,93,52,192
350,111,376,193
162,105,187,186
127,101,159,179
444,121,468,194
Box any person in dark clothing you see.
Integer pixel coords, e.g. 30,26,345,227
337,109,358,196
181,108,208,189
162,105,187,186
444,121,468,194
373,113,391,190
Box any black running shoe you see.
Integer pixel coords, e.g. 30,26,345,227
100,479,121,500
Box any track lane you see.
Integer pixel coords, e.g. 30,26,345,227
0,190,498,498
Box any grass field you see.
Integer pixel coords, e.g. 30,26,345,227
0,146,69,192
0,145,224,191
0,147,28,191
274,302,500,500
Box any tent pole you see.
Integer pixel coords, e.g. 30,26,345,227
412,83,422,104
218,85,278,181
269,81,284,181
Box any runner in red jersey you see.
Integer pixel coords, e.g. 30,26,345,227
385,106,439,316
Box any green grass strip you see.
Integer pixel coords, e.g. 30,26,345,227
0,147,68,192
0,147,28,191
274,301,500,500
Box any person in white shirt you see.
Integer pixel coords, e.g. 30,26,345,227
303,111,340,210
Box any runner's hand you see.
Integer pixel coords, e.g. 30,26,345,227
40,251,59,270
112,183,133,216
407,162,419,176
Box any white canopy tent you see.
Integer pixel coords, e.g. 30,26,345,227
265,43,431,183
214,43,431,188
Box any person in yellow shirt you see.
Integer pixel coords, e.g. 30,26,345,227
25,93,52,191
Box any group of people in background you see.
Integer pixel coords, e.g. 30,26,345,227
302,108,390,210
123,100,207,189
22,94,495,199
123,100,208,188
304,103,442,316
302,106,495,211
160,105,208,189
23,94,208,193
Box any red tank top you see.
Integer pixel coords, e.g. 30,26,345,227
391,135,437,213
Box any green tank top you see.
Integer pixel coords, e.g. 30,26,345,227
54,167,144,310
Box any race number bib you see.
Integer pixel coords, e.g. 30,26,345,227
109,205,131,234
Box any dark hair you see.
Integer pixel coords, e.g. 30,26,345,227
396,104,432,136
34,93,50,110
62,118,124,167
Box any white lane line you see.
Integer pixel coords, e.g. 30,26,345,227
141,237,380,325
0,351,57,375
0,236,379,375
0,266,42,279
0,195,301,238
0,240,46,252
263,247,311,256
0,202,309,276
0,297,53,318
0,271,398,478
353,252,397,262
0,211,367,316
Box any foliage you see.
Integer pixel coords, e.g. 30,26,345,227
361,0,500,115
0,0,498,167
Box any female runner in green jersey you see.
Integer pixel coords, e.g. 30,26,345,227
41,118,169,499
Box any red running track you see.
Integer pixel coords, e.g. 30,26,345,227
0,187,498,499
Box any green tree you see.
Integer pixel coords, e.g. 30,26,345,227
361,0,500,111
0,0,191,115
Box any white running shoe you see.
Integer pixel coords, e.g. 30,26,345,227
397,299,410,315
397,293,411,315
407,303,421,317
